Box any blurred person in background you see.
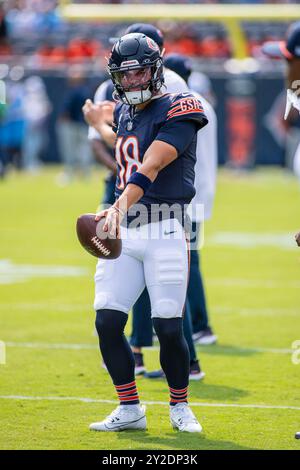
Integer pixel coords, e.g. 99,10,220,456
188,70,216,108
0,98,6,178
262,23,300,256
0,76,25,173
0,1,11,55
163,53,218,346
4,0,61,37
57,65,92,184
0,2,6,38
22,75,51,173
262,22,300,181
135,53,218,379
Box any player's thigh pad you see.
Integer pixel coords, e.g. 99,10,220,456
144,219,189,319
94,250,145,314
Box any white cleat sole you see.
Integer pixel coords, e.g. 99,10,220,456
195,335,218,345
89,415,147,432
171,421,202,433
189,371,206,381
135,366,146,375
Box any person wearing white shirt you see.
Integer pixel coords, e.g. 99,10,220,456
163,53,218,345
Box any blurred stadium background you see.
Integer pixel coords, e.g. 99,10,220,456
0,0,300,451
0,0,300,172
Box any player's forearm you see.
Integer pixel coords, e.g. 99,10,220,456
137,159,160,182
94,122,116,148
141,140,178,178
91,140,117,173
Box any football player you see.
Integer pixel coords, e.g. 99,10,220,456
88,23,205,379
83,33,208,432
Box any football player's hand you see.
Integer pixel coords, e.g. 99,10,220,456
99,100,115,124
82,99,103,127
95,206,124,239
295,231,300,247
82,99,114,127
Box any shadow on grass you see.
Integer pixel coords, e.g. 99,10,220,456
195,344,260,357
140,377,249,402
188,382,248,401
116,430,256,450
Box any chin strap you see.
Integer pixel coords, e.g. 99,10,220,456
284,89,300,120
124,88,152,105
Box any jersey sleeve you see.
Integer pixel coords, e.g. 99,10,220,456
166,93,208,129
155,119,199,155
154,93,208,155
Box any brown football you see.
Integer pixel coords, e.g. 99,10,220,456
76,214,122,260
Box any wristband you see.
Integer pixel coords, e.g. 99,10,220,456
127,172,152,194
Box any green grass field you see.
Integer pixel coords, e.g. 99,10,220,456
0,167,300,450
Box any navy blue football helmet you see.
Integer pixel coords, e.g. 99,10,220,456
107,33,164,105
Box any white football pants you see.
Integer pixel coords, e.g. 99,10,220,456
94,218,189,319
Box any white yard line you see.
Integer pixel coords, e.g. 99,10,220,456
0,260,90,285
0,395,299,411
5,341,294,355
6,341,98,350
1,304,299,317
0,302,91,312
207,232,296,251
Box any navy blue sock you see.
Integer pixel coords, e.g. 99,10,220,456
95,309,139,405
153,318,189,406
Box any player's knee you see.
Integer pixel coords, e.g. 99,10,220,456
94,292,129,314
95,309,127,339
151,298,181,319
153,317,183,344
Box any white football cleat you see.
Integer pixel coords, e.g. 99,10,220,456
89,404,147,432
170,403,202,433
193,328,217,345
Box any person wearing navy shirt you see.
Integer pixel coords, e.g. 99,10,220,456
83,33,208,433
57,67,92,182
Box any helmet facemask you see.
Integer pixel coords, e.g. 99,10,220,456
110,59,164,105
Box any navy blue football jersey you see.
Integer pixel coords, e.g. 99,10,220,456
112,92,208,221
